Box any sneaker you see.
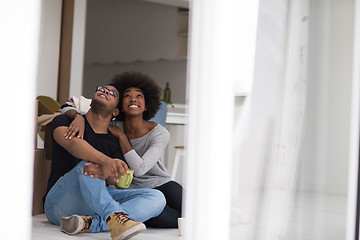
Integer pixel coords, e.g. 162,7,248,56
106,212,146,240
60,215,92,235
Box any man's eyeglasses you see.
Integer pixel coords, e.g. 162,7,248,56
95,86,119,98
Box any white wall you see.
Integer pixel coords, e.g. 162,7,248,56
69,0,87,98
85,0,178,63
36,0,62,99
82,0,187,103
83,60,187,103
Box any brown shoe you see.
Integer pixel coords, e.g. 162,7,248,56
60,215,92,235
106,212,146,240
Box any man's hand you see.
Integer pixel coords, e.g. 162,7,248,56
101,158,129,183
65,114,85,139
82,162,110,180
82,162,118,185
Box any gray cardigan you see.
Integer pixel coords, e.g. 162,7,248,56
114,121,171,189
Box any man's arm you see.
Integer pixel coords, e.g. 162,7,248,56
53,126,129,181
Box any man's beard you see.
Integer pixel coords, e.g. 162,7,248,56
90,98,107,113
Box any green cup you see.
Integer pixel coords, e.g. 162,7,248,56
117,169,134,188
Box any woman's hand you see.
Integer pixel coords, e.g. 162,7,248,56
108,125,125,139
109,124,133,156
65,114,85,139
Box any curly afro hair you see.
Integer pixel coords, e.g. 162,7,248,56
109,71,162,121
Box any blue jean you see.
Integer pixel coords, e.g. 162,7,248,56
44,161,166,233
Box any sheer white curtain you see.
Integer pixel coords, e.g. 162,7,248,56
0,0,41,239
184,0,258,239
184,0,357,239
232,0,309,238
232,0,357,239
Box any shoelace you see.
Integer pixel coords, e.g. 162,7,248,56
113,212,131,225
81,216,92,232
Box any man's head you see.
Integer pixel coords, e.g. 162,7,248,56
90,85,120,118
109,72,162,121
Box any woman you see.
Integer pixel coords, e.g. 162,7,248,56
62,72,182,228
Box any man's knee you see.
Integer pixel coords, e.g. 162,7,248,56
149,189,166,211
73,160,87,172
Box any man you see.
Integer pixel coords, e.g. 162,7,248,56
44,85,166,240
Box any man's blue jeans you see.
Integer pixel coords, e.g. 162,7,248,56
44,161,166,233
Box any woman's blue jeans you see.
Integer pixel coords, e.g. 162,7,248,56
44,161,166,233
